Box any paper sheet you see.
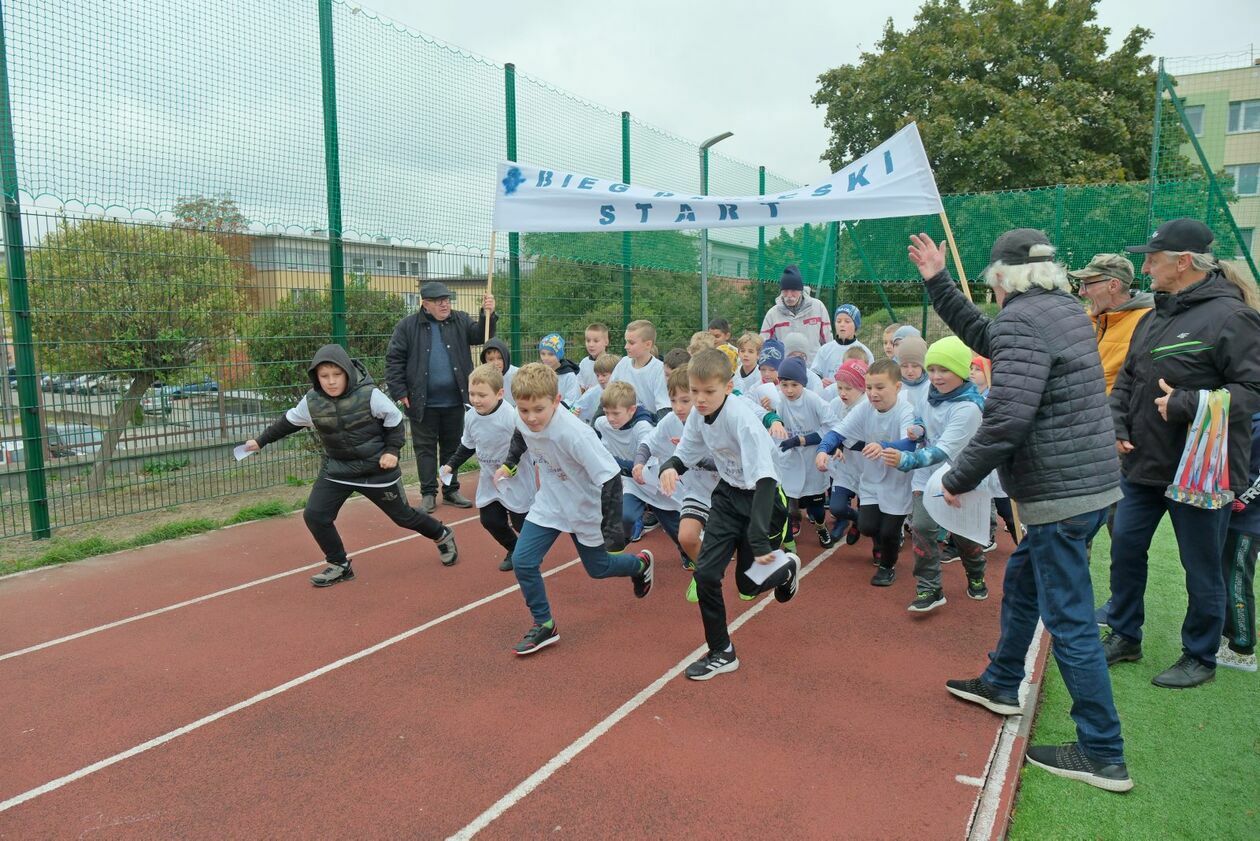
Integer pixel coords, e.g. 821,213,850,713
744,549,794,586
232,444,255,462
923,464,992,546
441,470,453,486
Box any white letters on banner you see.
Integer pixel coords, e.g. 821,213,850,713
492,123,943,233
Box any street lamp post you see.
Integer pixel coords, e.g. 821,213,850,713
699,131,733,330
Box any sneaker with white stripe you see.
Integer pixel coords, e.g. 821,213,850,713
684,649,739,681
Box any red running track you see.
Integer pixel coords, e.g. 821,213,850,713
0,476,1021,839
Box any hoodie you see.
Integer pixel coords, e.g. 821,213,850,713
759,288,832,363
480,338,518,404
256,344,405,485
1090,291,1154,394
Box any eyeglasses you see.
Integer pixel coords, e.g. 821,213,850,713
1075,277,1114,291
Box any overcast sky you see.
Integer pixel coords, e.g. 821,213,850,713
365,0,1258,185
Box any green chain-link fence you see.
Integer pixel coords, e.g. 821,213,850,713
0,0,1255,540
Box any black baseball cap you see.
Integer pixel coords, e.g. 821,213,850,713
420,281,453,300
1125,218,1214,254
990,228,1053,266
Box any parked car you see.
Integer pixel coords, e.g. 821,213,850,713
6,366,15,387
141,386,178,414
40,374,72,392
47,424,104,456
174,378,219,398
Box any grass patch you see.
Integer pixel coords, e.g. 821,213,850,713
141,456,191,475
1009,521,1259,840
226,499,305,525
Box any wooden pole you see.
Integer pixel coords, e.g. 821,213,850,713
485,229,496,343
937,211,973,303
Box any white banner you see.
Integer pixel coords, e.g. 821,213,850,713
492,123,943,233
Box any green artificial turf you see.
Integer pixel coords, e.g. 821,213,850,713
1008,521,1259,840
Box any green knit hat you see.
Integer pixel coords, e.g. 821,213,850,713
924,336,973,381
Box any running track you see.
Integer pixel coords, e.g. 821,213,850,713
0,476,1034,839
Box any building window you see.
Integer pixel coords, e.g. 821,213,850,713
1228,99,1260,133
289,288,320,304
1239,228,1255,253
410,261,420,276
1225,163,1259,197
402,292,421,310
375,258,384,269
1183,104,1205,136
351,256,365,271
398,260,409,275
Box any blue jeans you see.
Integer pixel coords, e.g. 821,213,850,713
622,494,682,550
981,507,1124,764
511,520,642,624
1108,478,1231,665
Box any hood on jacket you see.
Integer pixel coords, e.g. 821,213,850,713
1156,269,1242,314
481,337,513,370
1112,291,1154,312
629,403,656,429
308,343,369,396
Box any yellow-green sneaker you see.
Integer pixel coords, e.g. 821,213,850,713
685,577,698,603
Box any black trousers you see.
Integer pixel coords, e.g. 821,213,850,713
694,481,790,652
858,504,907,569
481,500,526,553
410,406,465,496
304,477,446,564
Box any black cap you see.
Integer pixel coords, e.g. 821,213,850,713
990,228,1053,266
1125,218,1214,254
779,265,804,291
420,281,453,300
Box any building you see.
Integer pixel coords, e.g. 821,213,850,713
1173,60,1260,258
247,233,434,309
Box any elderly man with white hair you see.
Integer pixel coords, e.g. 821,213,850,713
908,228,1131,793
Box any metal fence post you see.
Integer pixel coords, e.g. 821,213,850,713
842,221,898,322
1054,183,1065,246
1145,58,1165,237
505,63,521,360
621,111,632,331
317,0,346,347
0,0,50,538
756,166,766,316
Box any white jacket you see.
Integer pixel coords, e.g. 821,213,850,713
759,290,832,363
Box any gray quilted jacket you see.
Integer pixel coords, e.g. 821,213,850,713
924,269,1123,524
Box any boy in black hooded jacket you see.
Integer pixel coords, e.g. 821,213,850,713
244,344,459,586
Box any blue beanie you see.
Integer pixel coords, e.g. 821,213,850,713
892,325,921,344
538,333,565,360
779,265,804,292
778,357,808,385
834,304,861,331
757,339,784,370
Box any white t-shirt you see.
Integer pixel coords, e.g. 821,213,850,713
822,394,865,492
285,388,402,489
459,401,536,513
594,414,679,512
502,365,519,407
836,395,915,516
573,383,603,424
744,381,781,415
644,411,717,508
733,364,762,396
675,394,779,490
518,405,619,546
774,388,831,499
556,370,581,406
812,339,875,382
611,355,671,413
911,394,983,494
577,355,599,392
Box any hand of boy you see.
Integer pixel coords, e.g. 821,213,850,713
822,377,835,387
754,551,775,564
814,452,831,472
907,424,924,440
493,465,512,485
759,395,773,410
380,453,399,470
632,464,647,485
862,442,883,460
880,447,903,467
768,421,788,440
659,468,679,496
242,439,260,453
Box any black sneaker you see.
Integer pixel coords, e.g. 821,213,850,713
967,577,989,600
435,526,459,566
642,510,659,532
846,524,861,545
1101,631,1143,666
870,566,896,587
513,622,559,655
774,553,802,603
684,649,739,681
310,561,354,587
945,677,1021,715
908,588,946,613
1025,743,1133,793
632,550,654,598
499,551,514,572
815,521,834,547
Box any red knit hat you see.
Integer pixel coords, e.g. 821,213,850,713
835,359,868,391
972,355,991,386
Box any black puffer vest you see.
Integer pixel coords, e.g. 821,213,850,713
307,345,401,485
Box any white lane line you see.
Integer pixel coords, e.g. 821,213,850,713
0,514,482,662
448,547,834,841
0,554,583,814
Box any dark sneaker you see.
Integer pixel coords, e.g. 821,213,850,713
685,649,739,681
1094,598,1112,627
513,622,559,655
846,524,861,545
629,517,644,543
870,566,896,587
442,490,473,509
499,551,514,572
682,554,695,571
435,527,459,566
815,521,834,547
1025,743,1133,793
967,578,989,601
310,561,354,587
642,510,659,532
945,677,1021,715
908,588,946,613
632,551,654,598
774,553,802,603
1151,653,1215,689
422,494,437,514
1101,632,1143,666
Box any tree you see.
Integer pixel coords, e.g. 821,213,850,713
28,218,244,487
172,194,254,287
813,0,1166,193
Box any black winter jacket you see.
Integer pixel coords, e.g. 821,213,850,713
384,307,496,421
1110,270,1260,495
925,270,1122,523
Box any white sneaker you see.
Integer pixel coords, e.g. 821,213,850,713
1216,637,1257,672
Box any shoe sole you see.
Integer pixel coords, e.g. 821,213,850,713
946,684,1021,716
908,595,946,613
499,561,514,572
311,570,354,587
686,658,740,681
775,554,802,603
1105,652,1143,667
443,498,473,508
1151,672,1215,689
1216,660,1258,672
967,589,989,601
514,633,559,656
1024,755,1133,793
870,571,896,587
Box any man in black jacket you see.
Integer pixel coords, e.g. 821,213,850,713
1103,219,1260,689
385,281,496,513
910,229,1131,793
